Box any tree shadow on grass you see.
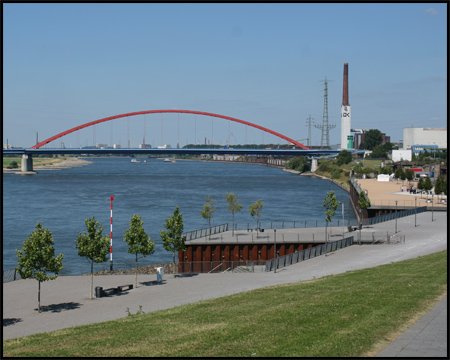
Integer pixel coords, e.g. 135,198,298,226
34,302,82,313
3,318,23,327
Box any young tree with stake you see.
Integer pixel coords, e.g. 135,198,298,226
323,190,341,236
124,214,155,288
160,206,186,278
16,223,64,313
225,192,242,236
75,217,110,299
200,195,216,239
357,191,371,229
249,200,264,238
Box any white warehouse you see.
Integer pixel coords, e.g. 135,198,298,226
403,127,447,150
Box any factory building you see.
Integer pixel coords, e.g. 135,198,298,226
403,127,447,150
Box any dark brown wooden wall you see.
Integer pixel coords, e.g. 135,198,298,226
179,242,316,273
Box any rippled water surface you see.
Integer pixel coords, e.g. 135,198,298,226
3,158,356,274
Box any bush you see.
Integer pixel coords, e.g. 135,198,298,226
335,150,353,166
331,168,342,179
7,160,18,169
286,156,309,172
318,161,331,172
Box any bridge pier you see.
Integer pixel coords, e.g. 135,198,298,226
311,158,318,172
21,154,35,173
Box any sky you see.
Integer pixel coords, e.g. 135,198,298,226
3,3,447,149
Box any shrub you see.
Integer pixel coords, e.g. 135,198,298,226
7,160,18,169
318,161,331,172
331,168,342,179
335,150,353,166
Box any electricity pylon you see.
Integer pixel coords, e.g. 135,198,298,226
314,77,336,149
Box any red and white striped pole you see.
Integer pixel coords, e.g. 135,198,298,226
110,196,114,270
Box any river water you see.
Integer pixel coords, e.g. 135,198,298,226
3,158,356,274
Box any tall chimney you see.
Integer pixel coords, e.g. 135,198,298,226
340,63,351,149
342,63,349,105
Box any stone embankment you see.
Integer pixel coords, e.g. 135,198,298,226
283,168,350,193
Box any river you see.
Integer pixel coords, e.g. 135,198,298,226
3,158,356,274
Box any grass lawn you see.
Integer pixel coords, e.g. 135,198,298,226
3,250,447,357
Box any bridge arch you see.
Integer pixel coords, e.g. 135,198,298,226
30,110,309,150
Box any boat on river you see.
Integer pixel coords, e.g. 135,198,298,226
131,159,141,163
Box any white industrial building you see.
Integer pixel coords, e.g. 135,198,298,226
391,149,412,162
403,127,447,150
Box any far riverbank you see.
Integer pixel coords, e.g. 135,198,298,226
3,157,93,173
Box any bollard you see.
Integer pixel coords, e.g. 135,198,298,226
156,267,164,284
95,286,103,298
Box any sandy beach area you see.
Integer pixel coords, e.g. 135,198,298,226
355,178,447,209
3,157,93,173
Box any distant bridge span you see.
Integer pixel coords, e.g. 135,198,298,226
30,110,309,150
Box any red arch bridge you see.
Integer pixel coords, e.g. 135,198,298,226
4,110,360,171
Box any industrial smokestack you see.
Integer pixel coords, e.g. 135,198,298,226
340,63,352,149
342,63,349,106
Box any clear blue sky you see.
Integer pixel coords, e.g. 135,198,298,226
3,3,447,148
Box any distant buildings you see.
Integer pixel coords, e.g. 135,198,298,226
402,127,447,150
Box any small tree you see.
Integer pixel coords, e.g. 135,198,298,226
160,206,186,278
405,169,415,182
435,175,447,196
323,190,341,235
225,192,242,236
124,214,155,288
200,195,216,239
16,223,64,313
423,176,433,195
249,200,264,238
357,191,371,229
417,177,425,196
75,217,110,299
394,168,403,180
399,169,407,181
286,156,310,172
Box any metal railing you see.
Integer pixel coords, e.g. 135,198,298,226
371,233,405,245
369,199,446,208
350,177,363,194
232,219,359,232
3,268,22,283
265,236,354,272
178,260,266,274
183,223,228,241
362,206,427,226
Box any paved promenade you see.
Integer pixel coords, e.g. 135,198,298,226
3,210,447,357
376,295,447,357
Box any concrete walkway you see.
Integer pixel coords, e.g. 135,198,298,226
376,296,447,357
3,211,447,357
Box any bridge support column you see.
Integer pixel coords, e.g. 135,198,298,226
311,158,318,172
21,154,34,172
